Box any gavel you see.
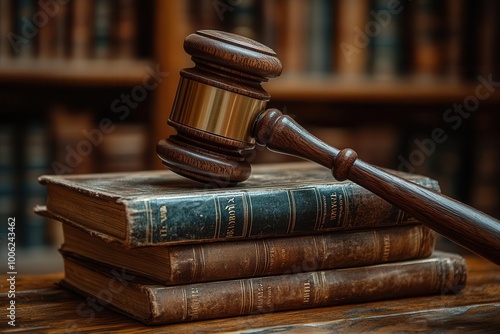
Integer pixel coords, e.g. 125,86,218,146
157,30,500,265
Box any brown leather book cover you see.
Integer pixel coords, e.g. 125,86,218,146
61,251,467,325
60,222,435,284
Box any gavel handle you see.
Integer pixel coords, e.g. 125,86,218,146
255,109,500,265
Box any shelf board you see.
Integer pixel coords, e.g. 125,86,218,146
265,75,500,104
0,58,154,86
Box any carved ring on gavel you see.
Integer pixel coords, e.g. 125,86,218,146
157,30,500,265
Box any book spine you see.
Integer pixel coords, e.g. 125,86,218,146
143,253,466,323
124,178,437,246
369,0,402,79
225,0,259,41
115,0,137,59
54,0,69,59
444,0,465,81
281,0,308,74
0,121,17,221
168,224,435,284
335,0,370,78
37,0,58,58
307,0,332,74
15,0,36,58
49,105,96,174
71,0,92,59
411,0,444,78
260,0,276,51
60,222,435,284
0,0,13,58
93,0,112,59
21,121,50,247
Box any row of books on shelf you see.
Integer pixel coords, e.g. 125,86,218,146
1,104,148,248
0,0,137,60
195,0,500,80
35,162,468,324
0,120,49,247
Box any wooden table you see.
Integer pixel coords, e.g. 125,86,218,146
1,256,499,333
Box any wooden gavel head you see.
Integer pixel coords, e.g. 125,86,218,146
156,30,282,185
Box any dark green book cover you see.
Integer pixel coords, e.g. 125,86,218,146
37,162,439,247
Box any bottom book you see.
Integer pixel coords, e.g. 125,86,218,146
61,252,467,325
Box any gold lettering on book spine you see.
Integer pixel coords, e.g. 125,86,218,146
330,192,338,221
159,205,168,238
256,281,265,312
320,195,327,229
382,235,391,262
225,197,236,237
303,281,311,303
189,287,201,319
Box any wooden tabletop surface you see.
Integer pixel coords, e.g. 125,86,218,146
1,255,499,333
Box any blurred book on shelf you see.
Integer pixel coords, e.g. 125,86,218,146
185,0,499,82
471,112,500,219
99,123,148,172
21,121,50,247
0,123,17,221
49,105,97,175
0,0,140,62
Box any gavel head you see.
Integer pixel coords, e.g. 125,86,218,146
156,30,282,186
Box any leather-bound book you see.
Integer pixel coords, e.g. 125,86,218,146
36,162,440,247
59,222,436,285
61,251,467,325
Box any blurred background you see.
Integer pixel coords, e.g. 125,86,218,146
0,0,499,273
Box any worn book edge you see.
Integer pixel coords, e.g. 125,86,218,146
36,163,440,247
58,222,436,285
60,251,467,325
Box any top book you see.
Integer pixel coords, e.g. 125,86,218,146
37,162,439,248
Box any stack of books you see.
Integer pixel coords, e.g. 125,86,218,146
36,162,467,325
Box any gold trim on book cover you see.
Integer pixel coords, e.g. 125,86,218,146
169,77,267,143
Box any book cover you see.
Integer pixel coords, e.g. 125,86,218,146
61,251,467,324
37,162,439,247
21,121,50,247
369,0,402,79
0,122,16,220
54,0,69,59
93,0,112,59
60,222,435,285
0,0,13,58
115,0,137,59
71,0,92,59
225,0,260,41
335,0,370,78
15,0,36,58
410,0,444,79
444,0,465,81
283,0,308,74
307,0,333,74
37,0,57,58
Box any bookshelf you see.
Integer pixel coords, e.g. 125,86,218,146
1,0,499,257
0,58,152,86
265,76,500,103
0,0,156,251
